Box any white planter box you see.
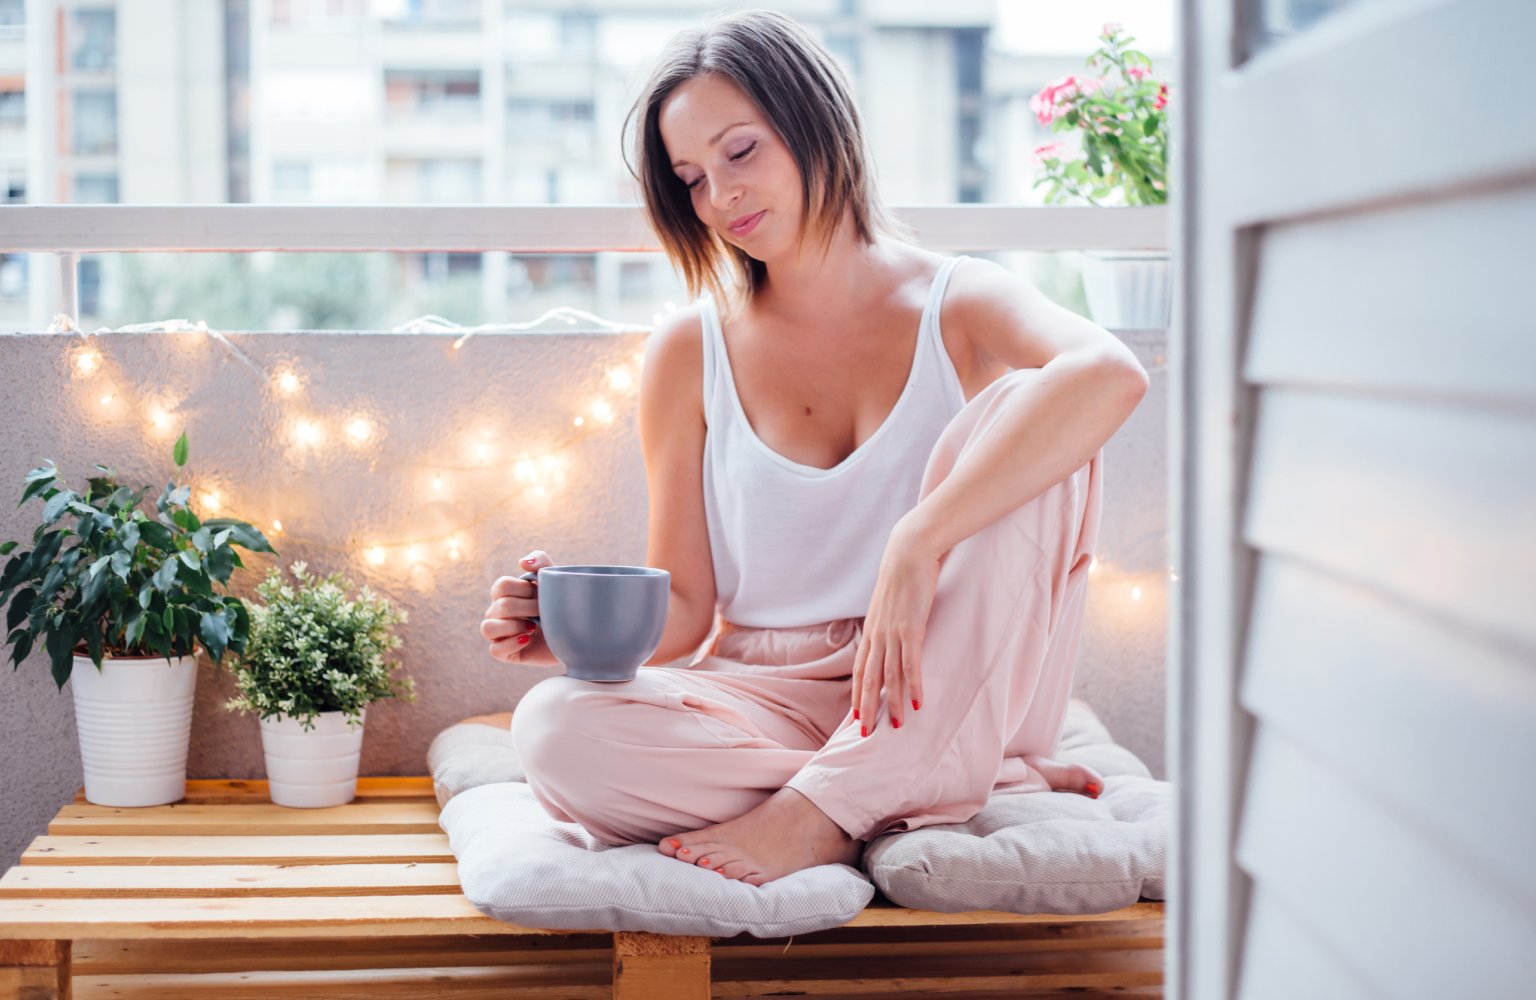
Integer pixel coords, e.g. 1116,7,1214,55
70,652,198,807
259,710,366,808
1082,250,1173,329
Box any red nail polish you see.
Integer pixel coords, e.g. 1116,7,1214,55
912,699,920,711
853,708,859,720
679,848,690,855
667,838,680,849
893,717,901,729
861,725,868,737
517,635,530,645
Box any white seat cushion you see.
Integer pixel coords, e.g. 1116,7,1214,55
431,699,1167,935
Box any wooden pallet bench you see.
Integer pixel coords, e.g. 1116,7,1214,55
0,777,1165,999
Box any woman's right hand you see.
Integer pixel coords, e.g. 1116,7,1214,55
483,550,559,667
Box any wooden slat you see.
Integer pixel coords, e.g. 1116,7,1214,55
0,894,566,939
1237,886,1387,1000
73,934,612,976
1236,728,1536,999
843,902,1162,928
1243,184,1536,407
71,964,611,999
0,863,464,898
50,801,443,836
1243,386,1536,649
21,834,453,866
1240,554,1536,903
73,776,437,806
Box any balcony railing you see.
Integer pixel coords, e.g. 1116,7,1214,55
0,204,1169,322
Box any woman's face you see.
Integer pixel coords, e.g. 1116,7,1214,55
659,73,804,260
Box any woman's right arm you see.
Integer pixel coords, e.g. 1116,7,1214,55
637,306,718,666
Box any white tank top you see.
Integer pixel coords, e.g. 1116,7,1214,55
700,255,970,629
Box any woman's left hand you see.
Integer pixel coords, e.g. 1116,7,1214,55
851,520,943,734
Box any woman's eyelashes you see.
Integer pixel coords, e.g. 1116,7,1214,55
684,143,757,190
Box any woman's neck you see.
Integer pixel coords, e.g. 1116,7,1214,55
754,213,909,327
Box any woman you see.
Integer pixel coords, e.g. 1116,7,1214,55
480,9,1148,888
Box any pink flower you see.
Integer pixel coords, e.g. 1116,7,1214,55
1127,65,1150,82
1154,82,1169,110
1030,141,1065,166
1029,75,1080,126
1102,21,1122,37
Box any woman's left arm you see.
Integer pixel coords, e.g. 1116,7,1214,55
851,260,1149,733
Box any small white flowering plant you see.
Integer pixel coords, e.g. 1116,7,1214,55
224,561,414,731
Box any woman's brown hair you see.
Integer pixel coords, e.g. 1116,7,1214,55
623,8,911,311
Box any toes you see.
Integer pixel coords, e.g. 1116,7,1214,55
657,837,685,858
716,859,755,880
689,844,728,869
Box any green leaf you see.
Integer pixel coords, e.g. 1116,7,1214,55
45,627,75,689
6,589,34,633
138,521,175,551
111,548,132,581
138,585,155,610
202,520,276,555
10,630,33,668
18,476,56,507
126,612,148,648
0,541,16,556
173,432,189,468
171,508,201,533
117,521,140,553
200,609,230,663
179,549,201,571
162,604,175,635
154,556,179,592
42,491,76,526
190,527,212,553
24,464,58,484
207,545,236,584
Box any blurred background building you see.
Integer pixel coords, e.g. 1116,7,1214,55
0,0,1173,332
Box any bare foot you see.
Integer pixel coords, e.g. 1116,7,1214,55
1024,754,1105,798
656,787,863,887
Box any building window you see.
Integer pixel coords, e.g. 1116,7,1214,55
73,173,118,203
0,86,23,128
69,9,116,72
384,70,480,117
72,91,117,155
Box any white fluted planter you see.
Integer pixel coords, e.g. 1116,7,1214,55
259,710,366,808
69,650,198,807
1082,250,1172,329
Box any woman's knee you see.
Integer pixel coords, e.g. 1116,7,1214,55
509,675,591,769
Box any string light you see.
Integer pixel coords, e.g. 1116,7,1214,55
202,490,223,514
275,369,302,395
73,349,100,377
346,417,373,443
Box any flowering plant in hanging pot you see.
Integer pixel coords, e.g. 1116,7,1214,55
0,431,275,806
224,560,414,808
1030,22,1173,329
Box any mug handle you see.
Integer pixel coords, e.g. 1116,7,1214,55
518,570,541,627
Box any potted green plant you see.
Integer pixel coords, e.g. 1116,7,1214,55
0,432,275,807
225,560,414,808
1030,22,1173,329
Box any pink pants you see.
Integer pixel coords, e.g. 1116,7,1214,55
510,370,1104,845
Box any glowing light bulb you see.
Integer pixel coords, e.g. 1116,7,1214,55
294,419,323,446
590,399,615,425
276,370,301,394
606,366,634,392
533,486,547,497
573,416,585,427
1131,585,1143,601
1169,572,1179,582
73,351,100,376
202,491,223,514
272,520,283,533
474,443,490,461
99,393,113,406
367,546,385,565
148,407,171,430
346,418,373,443
432,476,443,492
405,545,418,563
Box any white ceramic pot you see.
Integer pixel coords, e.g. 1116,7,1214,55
69,650,198,807
259,709,366,808
1081,250,1172,329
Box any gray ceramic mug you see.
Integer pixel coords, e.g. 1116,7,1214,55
517,565,670,682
